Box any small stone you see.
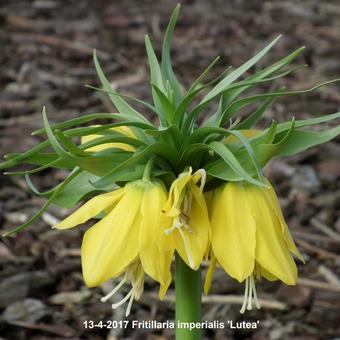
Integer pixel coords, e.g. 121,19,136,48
0,273,30,308
2,298,49,323
0,271,54,308
277,284,312,308
290,166,321,193
49,289,91,305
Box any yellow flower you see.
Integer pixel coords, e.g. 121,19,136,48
54,179,173,316
224,129,262,144
206,179,304,313
81,126,135,152
162,167,210,270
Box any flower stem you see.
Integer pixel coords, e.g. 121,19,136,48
175,253,202,340
142,157,154,181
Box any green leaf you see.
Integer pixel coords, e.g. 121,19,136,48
145,35,165,91
145,124,183,149
227,130,264,180
25,174,58,196
173,57,221,126
220,47,305,107
91,142,179,188
220,79,340,124
145,34,167,123
3,153,68,168
208,141,266,187
51,171,117,208
184,70,298,132
206,120,295,181
201,35,282,105
0,140,51,170
161,4,182,103
2,168,82,237
93,50,147,122
275,125,340,157
32,112,154,136
85,84,160,123
55,130,89,156
4,158,68,176
189,57,221,93
151,83,176,124
43,108,133,176
276,111,340,133
235,97,275,129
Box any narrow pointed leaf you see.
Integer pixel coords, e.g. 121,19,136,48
93,50,145,119
161,4,182,103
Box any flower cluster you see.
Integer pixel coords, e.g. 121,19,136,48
53,142,304,315
1,5,339,317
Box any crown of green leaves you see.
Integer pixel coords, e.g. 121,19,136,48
1,4,339,237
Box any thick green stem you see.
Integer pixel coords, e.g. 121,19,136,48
175,253,202,340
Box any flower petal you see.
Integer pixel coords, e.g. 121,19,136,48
81,187,143,287
54,188,125,229
139,183,173,297
263,182,304,262
247,186,298,285
211,183,256,282
204,252,217,294
81,126,135,152
258,264,278,281
174,185,210,270
163,170,192,217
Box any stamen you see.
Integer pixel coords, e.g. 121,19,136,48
250,275,261,309
164,216,194,268
125,293,135,317
194,169,207,192
101,262,145,317
177,227,194,268
229,117,241,129
240,277,249,314
111,288,133,309
240,275,261,313
101,277,127,302
182,193,193,217
247,275,253,310
183,195,189,214
164,221,182,235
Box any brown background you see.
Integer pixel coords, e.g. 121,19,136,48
0,0,339,339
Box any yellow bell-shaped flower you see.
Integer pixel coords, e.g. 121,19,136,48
54,179,173,316
163,167,210,270
206,179,304,312
81,125,135,152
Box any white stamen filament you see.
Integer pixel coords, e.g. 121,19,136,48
165,218,195,269
101,263,145,317
240,276,249,314
111,288,133,309
101,277,127,302
164,221,182,235
184,194,193,218
240,275,261,313
194,169,207,192
247,276,253,310
183,195,189,214
250,275,260,309
126,293,135,317
177,226,194,269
